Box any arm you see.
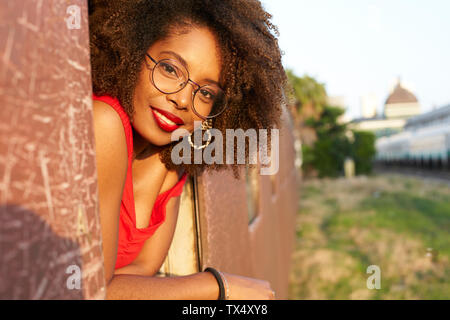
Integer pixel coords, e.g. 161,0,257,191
109,267,275,300
107,270,220,300
93,100,128,283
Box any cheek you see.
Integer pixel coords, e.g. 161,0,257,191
142,81,162,100
185,114,205,132
134,65,160,99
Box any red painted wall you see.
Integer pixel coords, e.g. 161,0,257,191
0,0,105,299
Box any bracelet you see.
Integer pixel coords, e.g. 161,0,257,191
204,267,227,300
217,270,230,300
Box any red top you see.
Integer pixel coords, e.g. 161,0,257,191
92,94,188,269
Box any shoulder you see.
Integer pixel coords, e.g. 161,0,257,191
93,99,125,132
92,99,128,178
93,99,128,147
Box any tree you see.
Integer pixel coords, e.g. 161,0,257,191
303,106,352,177
286,69,327,114
351,130,376,175
287,70,376,178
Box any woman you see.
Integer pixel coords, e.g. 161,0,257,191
89,0,287,299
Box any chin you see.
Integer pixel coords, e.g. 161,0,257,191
145,127,192,148
147,136,173,147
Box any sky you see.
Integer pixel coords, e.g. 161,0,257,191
261,0,450,119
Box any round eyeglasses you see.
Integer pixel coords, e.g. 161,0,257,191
145,53,227,119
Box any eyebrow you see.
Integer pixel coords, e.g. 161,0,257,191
159,50,221,87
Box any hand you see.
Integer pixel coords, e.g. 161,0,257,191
221,272,276,300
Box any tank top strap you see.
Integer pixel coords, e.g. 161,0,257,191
169,172,188,197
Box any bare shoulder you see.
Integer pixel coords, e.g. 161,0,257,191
92,100,125,136
92,99,128,185
93,100,127,153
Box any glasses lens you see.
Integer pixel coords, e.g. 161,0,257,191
153,59,188,93
193,85,227,118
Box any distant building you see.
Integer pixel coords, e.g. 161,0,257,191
361,93,378,119
384,81,421,119
349,79,421,137
327,95,346,109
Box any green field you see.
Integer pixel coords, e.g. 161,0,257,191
289,174,450,299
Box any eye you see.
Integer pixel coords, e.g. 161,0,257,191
199,88,215,101
160,62,179,78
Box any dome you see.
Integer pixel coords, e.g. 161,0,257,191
385,82,418,105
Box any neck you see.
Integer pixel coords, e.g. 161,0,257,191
132,130,161,160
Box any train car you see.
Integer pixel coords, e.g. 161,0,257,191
375,105,450,170
0,1,299,299
376,131,412,164
409,124,450,168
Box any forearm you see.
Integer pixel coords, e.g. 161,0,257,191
114,262,150,277
106,271,220,300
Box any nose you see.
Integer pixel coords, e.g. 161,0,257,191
166,82,196,111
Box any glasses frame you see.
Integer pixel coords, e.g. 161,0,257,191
145,53,226,120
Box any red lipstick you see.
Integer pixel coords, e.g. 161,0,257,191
150,106,184,133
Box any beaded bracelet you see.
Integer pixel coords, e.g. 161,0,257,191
204,267,228,300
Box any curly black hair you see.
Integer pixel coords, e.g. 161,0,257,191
89,0,287,178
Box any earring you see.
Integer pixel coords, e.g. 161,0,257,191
188,118,212,150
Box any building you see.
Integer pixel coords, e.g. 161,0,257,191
384,81,421,119
361,93,378,119
349,79,421,137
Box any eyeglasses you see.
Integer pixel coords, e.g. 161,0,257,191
145,53,227,119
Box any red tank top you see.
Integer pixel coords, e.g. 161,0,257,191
92,94,188,269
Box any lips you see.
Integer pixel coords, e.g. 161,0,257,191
150,106,184,133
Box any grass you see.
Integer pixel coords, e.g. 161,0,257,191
289,173,450,300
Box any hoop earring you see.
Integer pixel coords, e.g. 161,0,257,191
188,118,212,150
